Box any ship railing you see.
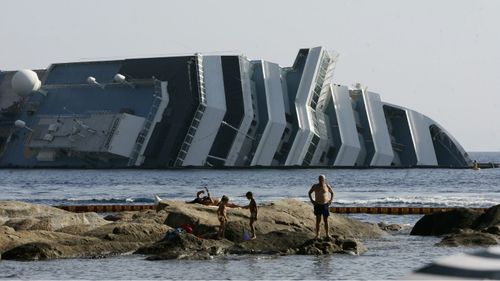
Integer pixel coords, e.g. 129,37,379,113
196,54,207,104
127,82,163,166
308,52,336,140
174,104,207,166
302,134,320,166
174,55,208,166
309,51,332,109
103,118,121,150
391,141,405,152
43,79,157,89
0,120,15,126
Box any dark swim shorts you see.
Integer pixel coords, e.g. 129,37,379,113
313,203,330,217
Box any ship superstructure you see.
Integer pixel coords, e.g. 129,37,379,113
0,47,471,168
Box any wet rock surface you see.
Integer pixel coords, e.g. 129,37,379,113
410,204,500,247
378,222,409,232
1,199,385,261
436,229,499,247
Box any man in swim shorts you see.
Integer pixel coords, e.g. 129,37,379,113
308,175,335,239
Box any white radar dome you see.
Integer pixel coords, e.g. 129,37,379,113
114,73,126,83
12,69,41,96
14,120,27,128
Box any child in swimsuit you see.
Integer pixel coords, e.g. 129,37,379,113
244,191,258,240
217,195,229,239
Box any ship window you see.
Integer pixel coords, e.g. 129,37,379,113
320,152,326,163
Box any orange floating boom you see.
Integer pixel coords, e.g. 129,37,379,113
55,204,155,213
53,204,487,215
330,206,487,215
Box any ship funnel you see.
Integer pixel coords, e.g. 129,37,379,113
114,73,135,88
12,69,42,97
87,76,105,89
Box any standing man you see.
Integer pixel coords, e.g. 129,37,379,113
308,174,335,239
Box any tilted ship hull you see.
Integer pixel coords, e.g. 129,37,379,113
0,47,471,168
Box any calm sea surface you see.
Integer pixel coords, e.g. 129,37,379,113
0,152,499,280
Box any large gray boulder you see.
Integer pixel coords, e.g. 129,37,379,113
0,201,170,261
0,200,108,231
0,201,68,218
410,208,482,236
411,204,500,247
473,205,500,230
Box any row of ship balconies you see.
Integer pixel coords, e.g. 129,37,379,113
153,47,470,167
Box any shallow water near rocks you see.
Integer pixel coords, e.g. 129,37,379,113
0,232,478,280
0,152,499,279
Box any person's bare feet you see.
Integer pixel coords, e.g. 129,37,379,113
250,236,257,240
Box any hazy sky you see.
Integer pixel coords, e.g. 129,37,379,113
1,0,499,151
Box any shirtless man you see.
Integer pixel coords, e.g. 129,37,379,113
308,175,335,239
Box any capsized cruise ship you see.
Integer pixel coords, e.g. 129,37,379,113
0,47,471,168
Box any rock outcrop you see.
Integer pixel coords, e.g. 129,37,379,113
138,199,383,259
157,199,385,241
0,200,107,232
0,201,170,260
410,204,500,247
436,229,499,247
378,222,409,232
472,205,500,230
1,199,386,261
410,208,482,236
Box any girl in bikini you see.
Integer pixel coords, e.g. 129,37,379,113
217,195,229,239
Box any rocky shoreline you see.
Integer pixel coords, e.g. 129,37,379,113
0,199,385,261
1,200,499,261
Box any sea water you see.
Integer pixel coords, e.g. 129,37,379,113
0,152,499,280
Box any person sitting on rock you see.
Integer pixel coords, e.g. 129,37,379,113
187,186,219,206
217,195,229,239
308,175,335,240
241,191,258,240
